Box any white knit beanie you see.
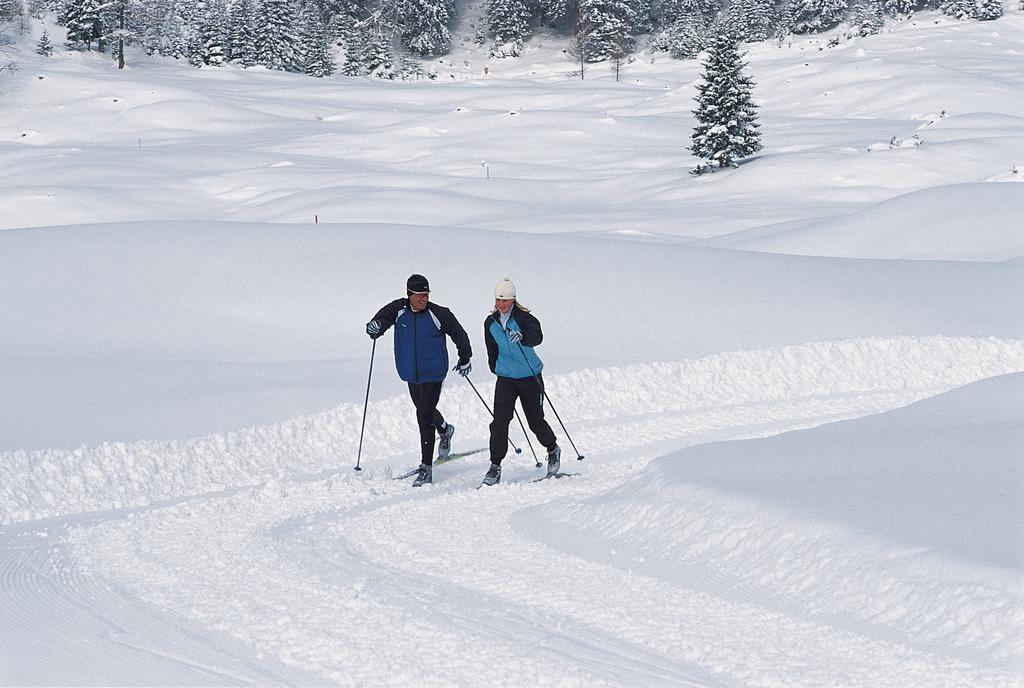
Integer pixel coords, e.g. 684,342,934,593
494,276,516,300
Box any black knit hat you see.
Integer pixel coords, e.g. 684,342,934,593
406,274,430,294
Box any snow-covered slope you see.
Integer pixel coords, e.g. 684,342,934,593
694,182,1024,261
1,9,1022,688
3,220,1022,450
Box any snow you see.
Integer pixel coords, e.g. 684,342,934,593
2,9,1023,687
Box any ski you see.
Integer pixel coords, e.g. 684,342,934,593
478,471,580,489
532,471,580,482
393,447,488,480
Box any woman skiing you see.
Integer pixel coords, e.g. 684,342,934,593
480,277,560,486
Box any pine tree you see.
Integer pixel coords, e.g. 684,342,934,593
939,0,975,19
339,25,366,74
720,0,775,42
294,1,316,68
64,0,103,50
255,0,298,69
690,32,762,171
578,0,637,62
103,0,138,67
36,27,55,54
228,0,257,65
399,0,454,56
776,0,797,40
486,0,530,56
197,0,227,65
159,0,191,59
538,0,569,25
853,0,883,35
363,30,396,78
976,0,1003,19
299,3,335,75
882,0,913,18
55,0,70,26
786,0,848,32
660,12,708,57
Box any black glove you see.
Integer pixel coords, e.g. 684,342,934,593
454,360,472,377
366,320,382,339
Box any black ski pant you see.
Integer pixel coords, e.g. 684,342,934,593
408,381,446,465
489,374,557,465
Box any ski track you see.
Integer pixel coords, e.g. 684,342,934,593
2,336,1023,685
0,526,320,686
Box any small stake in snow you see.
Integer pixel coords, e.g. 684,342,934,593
354,339,377,471
481,160,489,179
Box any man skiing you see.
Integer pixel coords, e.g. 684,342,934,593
480,277,560,486
366,274,472,486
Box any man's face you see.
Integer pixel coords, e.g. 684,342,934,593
495,298,514,315
409,292,429,311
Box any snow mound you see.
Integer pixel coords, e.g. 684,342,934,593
696,183,1024,261
3,335,1023,526
529,373,1024,664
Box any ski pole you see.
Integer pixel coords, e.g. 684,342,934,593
354,338,376,471
515,342,585,461
463,375,528,458
514,406,540,467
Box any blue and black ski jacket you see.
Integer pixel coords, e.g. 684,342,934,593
485,305,544,380
372,299,472,384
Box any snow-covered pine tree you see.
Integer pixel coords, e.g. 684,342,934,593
36,27,55,54
399,53,425,78
294,1,316,67
538,0,569,25
255,0,299,69
939,0,975,18
775,0,796,40
653,0,715,24
652,0,714,57
577,0,637,62
102,0,139,67
299,2,335,75
976,0,1002,19
363,30,396,78
399,0,454,56
628,0,654,33
134,0,192,60
339,23,366,74
852,0,883,34
882,0,912,18
690,32,762,171
64,0,103,50
55,0,70,26
720,0,776,42
198,0,227,65
131,0,163,55
660,11,708,57
228,0,257,65
486,0,530,56
785,0,848,33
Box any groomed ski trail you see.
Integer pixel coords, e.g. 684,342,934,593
2,336,1022,685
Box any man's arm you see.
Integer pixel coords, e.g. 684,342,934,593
367,299,405,336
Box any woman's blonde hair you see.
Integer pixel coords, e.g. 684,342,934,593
491,299,529,313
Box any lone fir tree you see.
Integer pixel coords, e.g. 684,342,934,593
37,28,55,55
690,33,762,173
